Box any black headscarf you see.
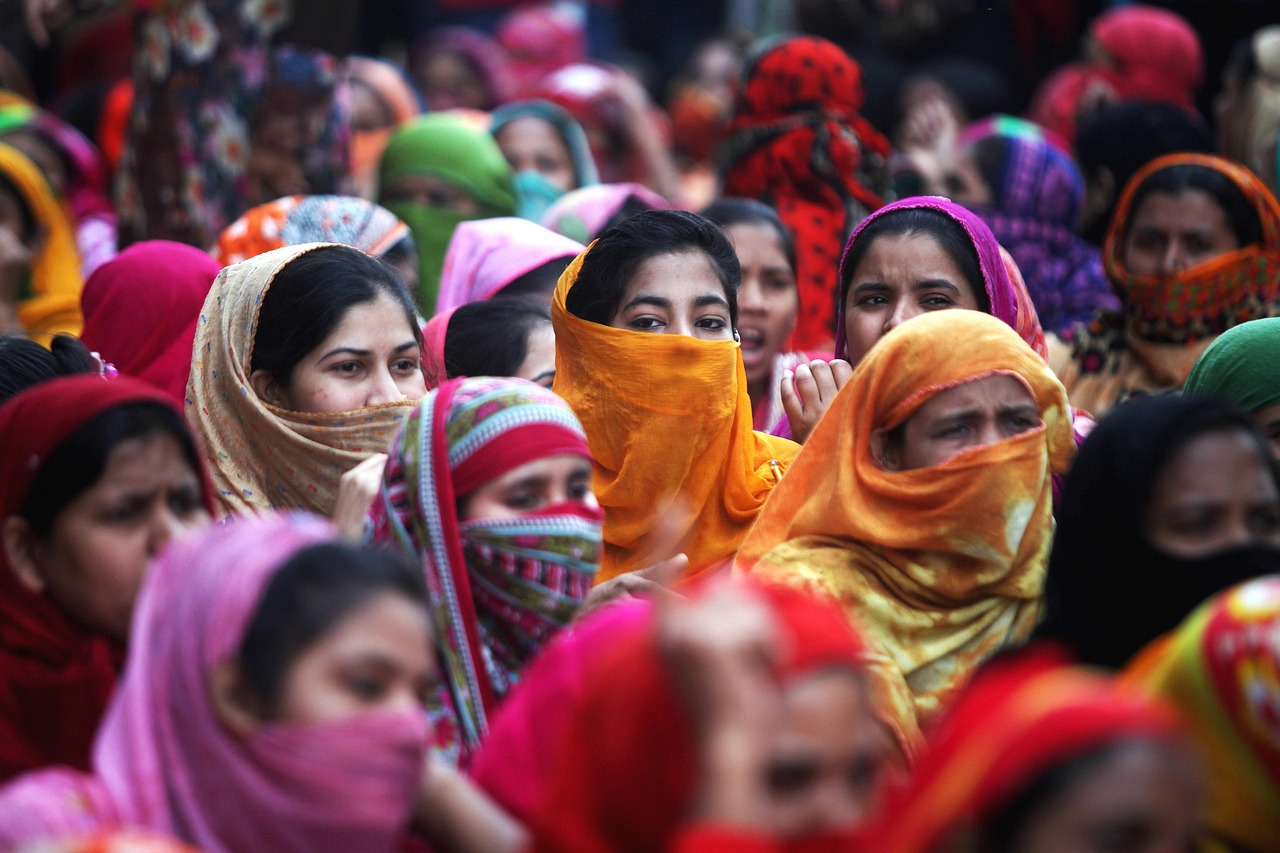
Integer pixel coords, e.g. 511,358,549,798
1035,393,1280,668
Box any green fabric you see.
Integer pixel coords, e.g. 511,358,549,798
378,113,516,311
1184,317,1280,413
0,104,34,134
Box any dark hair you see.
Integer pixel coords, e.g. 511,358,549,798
445,298,551,379
601,193,663,235
249,245,423,389
237,542,427,714
700,197,797,277
1124,163,1263,248
493,256,576,300
968,135,1010,201
378,233,416,270
0,334,97,404
840,207,990,313
0,170,36,244
18,402,202,535
566,209,741,329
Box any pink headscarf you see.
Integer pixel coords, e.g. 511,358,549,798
0,515,429,853
79,241,221,404
540,182,671,244
497,3,586,99
436,216,584,313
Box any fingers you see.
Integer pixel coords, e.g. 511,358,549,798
635,553,688,586
831,358,855,387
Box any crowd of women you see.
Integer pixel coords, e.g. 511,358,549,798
1,1,1279,851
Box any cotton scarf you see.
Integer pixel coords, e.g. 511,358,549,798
436,216,583,314
213,194,410,266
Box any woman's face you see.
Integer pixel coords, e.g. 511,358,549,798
1004,740,1202,853
875,374,1041,472
274,591,434,724
609,251,735,341
842,232,983,366
1122,189,1241,277
1145,428,1280,558
726,222,798,390
381,174,482,215
419,51,489,112
6,432,210,643
260,293,427,414
765,670,894,838
457,453,596,521
494,116,576,192
515,322,557,388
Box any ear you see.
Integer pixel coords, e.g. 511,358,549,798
249,369,289,409
2,515,46,594
208,658,264,737
870,429,901,472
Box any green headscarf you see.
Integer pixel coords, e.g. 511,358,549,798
1184,317,1280,413
378,113,516,312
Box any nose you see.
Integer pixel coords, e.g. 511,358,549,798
388,685,425,716
1160,240,1189,276
1219,513,1261,550
807,779,861,833
739,278,765,313
147,505,196,558
366,367,406,407
883,299,913,334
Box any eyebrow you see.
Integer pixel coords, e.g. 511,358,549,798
320,341,419,360
852,279,961,294
621,294,730,312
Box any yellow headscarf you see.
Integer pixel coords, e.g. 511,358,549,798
551,243,799,583
737,311,1075,738
0,142,82,343
187,243,416,518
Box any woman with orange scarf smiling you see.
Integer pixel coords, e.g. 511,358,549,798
737,310,1074,742
551,209,799,589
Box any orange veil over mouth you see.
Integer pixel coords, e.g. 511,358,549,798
737,311,1075,738
551,244,800,584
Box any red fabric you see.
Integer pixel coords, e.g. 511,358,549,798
0,375,215,782
452,423,592,497
96,80,132,176
531,582,867,853
864,647,1184,853
79,241,221,405
722,37,890,351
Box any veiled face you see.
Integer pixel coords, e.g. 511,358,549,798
1122,189,1240,277
609,251,734,341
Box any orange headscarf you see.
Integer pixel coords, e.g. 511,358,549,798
0,142,83,343
737,311,1075,736
551,244,800,584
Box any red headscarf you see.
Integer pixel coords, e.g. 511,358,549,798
79,241,221,404
0,375,215,781
530,582,869,853
721,37,890,351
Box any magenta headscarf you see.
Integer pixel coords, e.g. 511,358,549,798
436,216,584,313
0,514,428,853
79,241,221,405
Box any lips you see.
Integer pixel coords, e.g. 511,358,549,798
739,325,766,368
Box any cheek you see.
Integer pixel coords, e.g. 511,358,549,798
398,370,428,402
45,526,150,639
276,660,360,725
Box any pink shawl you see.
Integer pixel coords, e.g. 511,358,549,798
436,216,583,313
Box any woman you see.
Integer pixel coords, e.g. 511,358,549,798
530,580,890,852
79,241,221,405
409,26,510,113
1184,317,1280,464
1125,576,1280,853
553,209,800,583
0,141,82,343
347,56,421,200
0,515,525,852
378,113,518,312
0,335,96,405
423,301,555,390
540,181,669,245
702,198,804,432
436,216,584,313
721,35,891,351
738,310,1074,736
491,100,598,223
1053,153,1280,417
0,375,215,781
1035,394,1280,670
187,243,425,518
865,649,1200,853
370,377,600,766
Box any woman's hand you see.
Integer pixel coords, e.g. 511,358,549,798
414,758,528,853
579,553,688,617
781,359,853,444
24,0,75,48
332,453,387,542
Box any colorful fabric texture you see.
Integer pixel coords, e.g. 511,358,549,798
212,194,410,266
496,4,586,100
0,142,83,344
79,241,221,405
738,311,1075,735
1035,394,1280,669
1058,153,1280,416
721,36,891,351
0,515,429,853
552,244,800,583
186,243,416,517
540,182,670,245
1185,316,1280,415
958,116,1119,334
347,56,422,200
529,582,869,853
378,113,518,312
491,99,600,221
1125,576,1280,853
0,375,214,782
370,376,600,766
865,648,1183,853
436,216,583,313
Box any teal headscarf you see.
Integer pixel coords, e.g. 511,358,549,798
1184,317,1280,414
378,113,517,312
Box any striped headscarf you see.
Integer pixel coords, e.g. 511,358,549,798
370,376,601,766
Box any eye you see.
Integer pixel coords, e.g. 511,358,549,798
568,480,592,501
330,361,362,375
168,486,205,516
1185,236,1211,254
345,675,387,701
629,316,663,330
765,761,818,795
765,275,794,292
696,316,727,330
921,294,956,309
393,357,421,373
856,294,889,307
1248,505,1280,536
504,491,542,511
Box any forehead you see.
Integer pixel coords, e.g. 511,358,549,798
724,222,788,262
1128,189,1231,233
1154,428,1275,502
496,115,567,150
623,250,724,299
911,374,1036,420
853,232,968,281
